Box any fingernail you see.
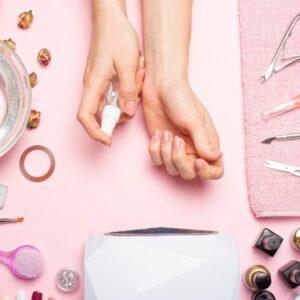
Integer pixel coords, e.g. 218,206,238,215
195,160,205,171
211,148,221,157
124,100,136,116
163,131,170,143
174,136,181,149
152,130,161,142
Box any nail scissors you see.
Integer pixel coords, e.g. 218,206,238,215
264,160,300,177
259,14,300,84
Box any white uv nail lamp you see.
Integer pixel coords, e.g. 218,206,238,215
0,40,31,157
84,227,240,300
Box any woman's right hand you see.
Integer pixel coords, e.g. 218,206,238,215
77,0,144,146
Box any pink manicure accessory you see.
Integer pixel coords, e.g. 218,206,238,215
262,95,300,119
0,245,43,279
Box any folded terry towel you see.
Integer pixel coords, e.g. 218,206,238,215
239,1,300,217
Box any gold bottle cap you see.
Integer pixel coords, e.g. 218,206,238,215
293,228,300,249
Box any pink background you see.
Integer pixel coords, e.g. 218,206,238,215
0,0,299,299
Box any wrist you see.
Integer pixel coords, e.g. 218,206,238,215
92,0,126,22
144,52,188,89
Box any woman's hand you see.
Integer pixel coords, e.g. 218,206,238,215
77,0,144,146
143,79,224,180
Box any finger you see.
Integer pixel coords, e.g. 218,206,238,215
148,130,163,166
189,123,221,162
172,136,197,180
195,158,224,180
77,79,112,145
117,62,139,117
161,131,179,176
136,57,145,97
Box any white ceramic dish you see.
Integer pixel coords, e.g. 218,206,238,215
0,40,31,157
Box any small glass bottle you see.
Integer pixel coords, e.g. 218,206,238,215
290,228,300,251
244,265,272,291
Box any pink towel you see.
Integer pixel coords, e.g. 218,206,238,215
239,1,300,217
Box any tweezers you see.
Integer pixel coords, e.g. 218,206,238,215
264,160,300,177
259,14,300,84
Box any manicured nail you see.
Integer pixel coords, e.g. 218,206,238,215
48,298,56,300
163,131,170,143
124,100,136,116
195,160,205,171
0,296,9,300
174,136,181,149
152,130,161,142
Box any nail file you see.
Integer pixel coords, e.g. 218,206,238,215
0,185,7,209
16,291,26,300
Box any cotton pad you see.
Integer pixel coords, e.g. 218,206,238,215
0,184,7,209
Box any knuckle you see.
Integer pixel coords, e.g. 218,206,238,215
76,112,84,123
172,153,181,164
148,144,158,155
119,85,137,100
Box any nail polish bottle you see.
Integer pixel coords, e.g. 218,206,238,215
244,265,272,291
279,260,300,289
254,228,283,257
252,290,276,300
16,291,26,300
100,78,121,137
31,291,42,300
290,228,300,251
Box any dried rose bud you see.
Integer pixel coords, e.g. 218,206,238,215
29,72,38,88
3,39,16,50
28,110,41,129
18,10,33,29
38,48,51,66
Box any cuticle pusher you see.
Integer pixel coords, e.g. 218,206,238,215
262,133,300,144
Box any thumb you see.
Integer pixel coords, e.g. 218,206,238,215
118,68,138,117
189,124,221,161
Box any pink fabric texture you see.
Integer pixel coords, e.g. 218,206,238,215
239,1,300,217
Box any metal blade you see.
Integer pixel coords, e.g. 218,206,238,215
264,160,300,173
107,227,218,236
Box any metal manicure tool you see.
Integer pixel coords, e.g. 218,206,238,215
262,133,300,144
264,160,300,177
259,14,300,84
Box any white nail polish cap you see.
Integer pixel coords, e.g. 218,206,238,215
0,184,8,209
101,79,121,137
16,291,26,300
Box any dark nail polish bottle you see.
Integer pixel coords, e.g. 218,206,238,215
31,291,43,300
254,228,283,257
244,265,272,291
279,260,300,289
252,290,276,300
